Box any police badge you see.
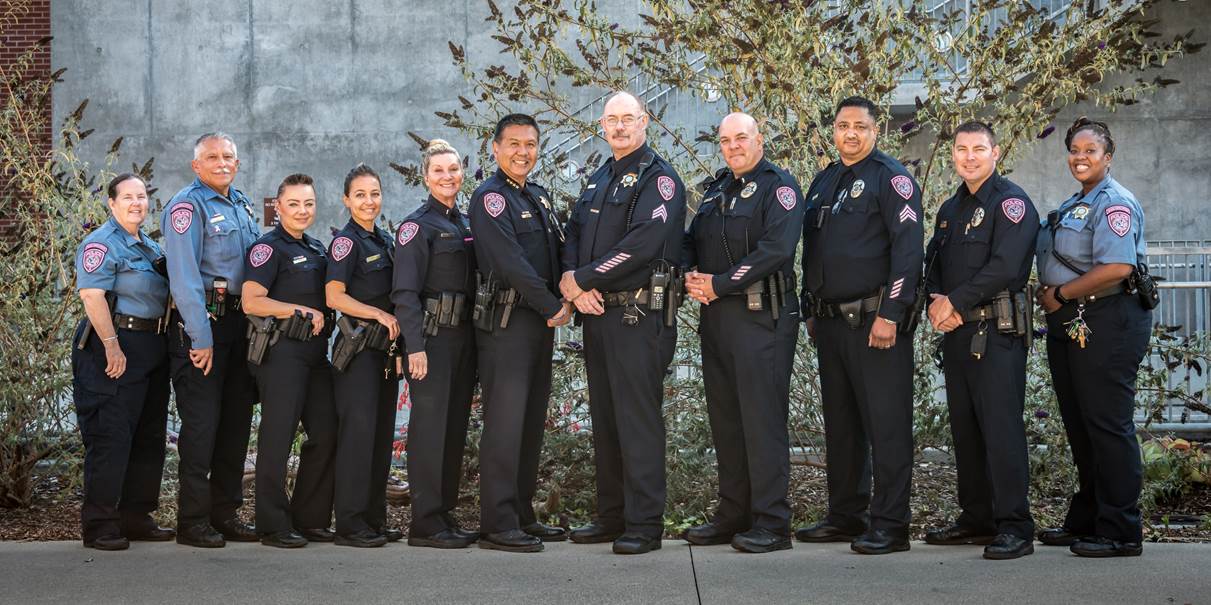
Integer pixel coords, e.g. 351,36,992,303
620,173,638,188
970,207,985,228
850,179,865,198
741,182,758,199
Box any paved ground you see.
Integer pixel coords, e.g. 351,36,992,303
1,539,1208,604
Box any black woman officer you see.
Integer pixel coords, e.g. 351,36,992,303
241,173,338,548
72,173,173,550
1035,117,1152,558
391,139,479,549
326,164,401,548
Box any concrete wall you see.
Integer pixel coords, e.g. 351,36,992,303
52,0,1210,241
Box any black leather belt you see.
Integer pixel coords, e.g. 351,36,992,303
961,304,1001,323
602,289,650,307
1077,284,1124,305
113,313,167,334
813,294,881,319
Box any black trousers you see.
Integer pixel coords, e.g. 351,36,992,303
169,310,256,527
1046,295,1150,543
477,307,553,534
942,325,1034,539
249,337,337,534
699,297,797,535
333,345,399,537
581,305,676,538
407,323,476,537
72,325,170,543
814,314,914,533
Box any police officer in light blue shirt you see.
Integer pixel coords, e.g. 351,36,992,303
72,174,172,550
162,132,262,547
1034,117,1151,558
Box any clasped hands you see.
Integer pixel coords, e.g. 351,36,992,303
683,271,718,305
558,271,603,318
927,293,963,333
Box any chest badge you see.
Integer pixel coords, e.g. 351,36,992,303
1070,204,1090,220
620,173,638,188
740,182,758,199
292,255,307,264
850,179,865,199
969,207,985,229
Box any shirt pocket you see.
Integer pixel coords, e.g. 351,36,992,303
961,225,993,269
723,200,757,252
203,213,242,267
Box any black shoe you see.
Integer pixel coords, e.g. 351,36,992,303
123,522,176,542
1038,527,1082,547
214,518,258,542
731,528,792,553
261,530,308,548
613,533,662,555
441,514,479,541
335,529,388,548
924,523,997,546
569,522,625,544
795,521,863,543
299,527,335,542
409,528,477,549
1070,536,1142,558
479,529,544,553
522,522,568,542
684,521,742,546
375,527,405,543
850,529,911,555
176,523,225,548
85,535,130,551
983,533,1034,560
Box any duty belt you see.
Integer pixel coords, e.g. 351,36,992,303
113,313,167,334
1077,284,1124,305
812,293,881,320
601,289,650,307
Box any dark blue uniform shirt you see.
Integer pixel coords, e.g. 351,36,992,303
327,218,395,312
243,224,329,312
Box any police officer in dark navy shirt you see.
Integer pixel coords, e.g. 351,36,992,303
391,140,479,550
162,133,260,547
682,113,804,554
561,91,686,555
241,174,337,549
470,115,572,553
797,96,924,555
325,164,400,548
72,174,173,550
923,121,1038,560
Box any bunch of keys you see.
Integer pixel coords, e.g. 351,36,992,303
1064,304,1092,348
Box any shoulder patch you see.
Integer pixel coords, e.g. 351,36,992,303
1105,205,1132,237
249,243,274,268
170,203,194,234
776,186,796,211
890,175,914,201
331,236,354,261
1001,198,1026,224
484,192,506,218
657,175,676,201
81,242,108,274
397,222,420,246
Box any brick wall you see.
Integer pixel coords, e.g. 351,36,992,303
1,0,52,234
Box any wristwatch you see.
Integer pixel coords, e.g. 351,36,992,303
1053,285,1072,305
879,317,897,326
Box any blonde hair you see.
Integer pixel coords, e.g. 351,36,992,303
421,139,460,175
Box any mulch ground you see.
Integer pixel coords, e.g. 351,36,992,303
4,463,1207,542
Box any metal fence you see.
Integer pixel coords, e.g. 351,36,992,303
1140,242,1211,426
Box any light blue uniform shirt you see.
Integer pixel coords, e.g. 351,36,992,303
161,177,261,349
1036,175,1145,286
75,217,169,319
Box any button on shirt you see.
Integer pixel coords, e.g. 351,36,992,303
926,172,1040,312
76,217,169,319
391,196,477,354
327,218,395,312
162,177,261,349
243,225,329,311
563,144,687,293
1036,175,1145,286
684,158,805,295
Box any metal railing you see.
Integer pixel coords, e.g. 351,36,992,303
1139,242,1211,426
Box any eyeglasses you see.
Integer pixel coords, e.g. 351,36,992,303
602,114,644,128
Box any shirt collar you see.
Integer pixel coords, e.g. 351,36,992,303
960,171,1002,204
1073,175,1115,205
426,195,461,219
192,176,241,203
106,216,145,247
610,144,650,177
272,223,305,244
494,168,527,190
733,156,773,183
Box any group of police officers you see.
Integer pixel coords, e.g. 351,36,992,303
72,91,1153,560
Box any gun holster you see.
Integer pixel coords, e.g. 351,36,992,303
246,315,280,365
473,273,498,332
280,310,314,341
332,316,368,372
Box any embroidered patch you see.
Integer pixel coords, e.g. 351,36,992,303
731,265,752,281
891,175,914,200
249,243,273,268
898,205,918,223
170,204,193,234
890,277,905,299
652,204,668,223
81,242,107,273
484,192,506,218
1105,205,1132,237
776,186,796,210
331,236,354,261
1001,198,1026,224
594,252,631,274
397,222,420,246
657,176,675,201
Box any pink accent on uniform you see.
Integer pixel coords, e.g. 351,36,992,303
657,176,676,201
170,204,193,234
81,242,108,273
484,192,507,218
1001,198,1026,224
1105,205,1132,237
891,175,914,200
249,243,273,268
776,186,796,210
331,237,354,261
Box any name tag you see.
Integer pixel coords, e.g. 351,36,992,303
587,183,596,190
520,211,532,219
590,208,600,214
365,254,381,262
292,255,307,264
209,214,226,224
439,232,454,238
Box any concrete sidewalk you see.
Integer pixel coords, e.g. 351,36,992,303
2,539,1207,604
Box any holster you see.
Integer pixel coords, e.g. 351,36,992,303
496,288,519,330
332,315,368,372
472,273,499,332
280,310,315,341
206,278,229,318
664,268,683,328
245,315,279,365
